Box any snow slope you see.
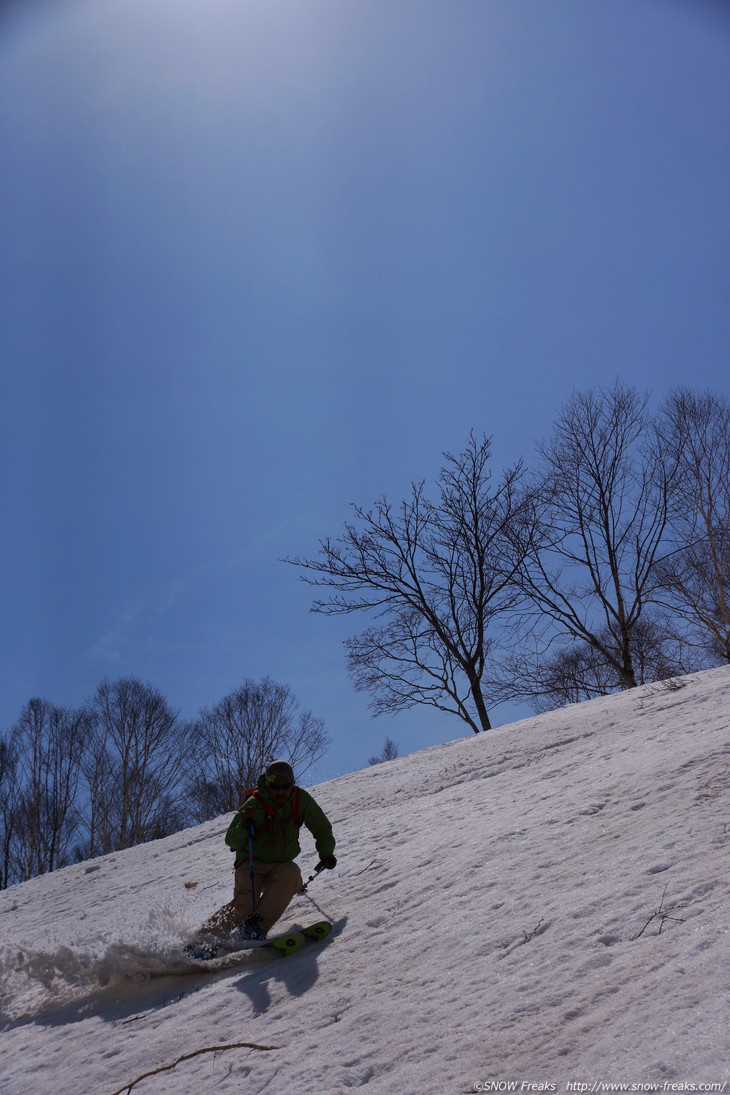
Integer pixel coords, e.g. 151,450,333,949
1,667,728,1095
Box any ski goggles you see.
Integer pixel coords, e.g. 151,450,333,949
266,775,293,791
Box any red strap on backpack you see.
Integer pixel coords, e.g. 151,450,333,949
247,786,301,828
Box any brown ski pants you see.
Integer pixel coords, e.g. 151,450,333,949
201,859,304,938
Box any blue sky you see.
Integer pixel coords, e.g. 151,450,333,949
1,0,729,782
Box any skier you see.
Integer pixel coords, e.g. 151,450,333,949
188,760,336,953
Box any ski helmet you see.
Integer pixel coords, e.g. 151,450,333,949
265,760,295,787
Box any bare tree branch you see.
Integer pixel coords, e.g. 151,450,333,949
80,678,189,857
286,433,535,733
514,382,677,693
8,699,87,881
655,388,730,663
106,1040,279,1095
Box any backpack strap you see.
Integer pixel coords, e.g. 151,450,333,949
247,787,275,818
291,786,301,828
247,786,302,829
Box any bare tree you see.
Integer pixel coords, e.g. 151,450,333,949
0,733,19,888
187,677,330,822
514,383,676,693
8,699,87,881
80,677,188,857
368,736,399,765
656,389,730,663
503,615,694,713
287,434,533,733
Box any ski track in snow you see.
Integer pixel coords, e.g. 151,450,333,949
0,667,728,1095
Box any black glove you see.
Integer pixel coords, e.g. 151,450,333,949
320,854,337,870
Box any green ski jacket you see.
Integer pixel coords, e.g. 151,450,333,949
225,774,336,864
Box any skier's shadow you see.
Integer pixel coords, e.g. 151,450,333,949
233,916,347,1017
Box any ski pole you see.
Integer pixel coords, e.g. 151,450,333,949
245,818,263,933
299,861,325,893
247,819,256,909
298,861,335,922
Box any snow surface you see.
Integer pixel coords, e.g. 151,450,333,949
1,667,729,1095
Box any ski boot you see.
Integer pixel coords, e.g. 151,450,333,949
183,935,221,961
239,913,267,942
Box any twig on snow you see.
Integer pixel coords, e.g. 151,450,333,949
523,919,544,943
106,1041,279,1095
634,884,686,939
354,859,380,875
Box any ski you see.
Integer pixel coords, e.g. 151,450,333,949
181,920,332,972
256,919,333,959
264,929,305,958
